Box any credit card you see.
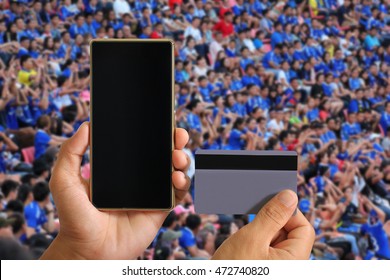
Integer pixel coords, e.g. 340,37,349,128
194,150,297,214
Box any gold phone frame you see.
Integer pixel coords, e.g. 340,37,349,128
89,39,175,211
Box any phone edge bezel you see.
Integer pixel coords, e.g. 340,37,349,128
89,38,176,211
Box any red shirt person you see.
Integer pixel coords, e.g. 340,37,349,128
213,12,234,37
150,22,164,39
219,0,233,18
169,0,182,10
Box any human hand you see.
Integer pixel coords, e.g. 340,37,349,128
345,161,354,172
34,58,45,69
45,200,55,213
212,190,315,259
374,154,382,166
323,231,337,238
70,63,79,72
229,112,238,122
325,245,338,255
360,195,371,206
11,42,20,50
41,122,190,259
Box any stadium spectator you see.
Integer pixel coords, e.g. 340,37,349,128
34,115,66,159
17,184,33,206
157,229,186,259
24,182,55,235
1,180,19,208
179,214,210,258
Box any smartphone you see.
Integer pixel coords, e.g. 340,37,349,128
90,39,175,210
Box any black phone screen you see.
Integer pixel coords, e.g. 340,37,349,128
90,40,173,209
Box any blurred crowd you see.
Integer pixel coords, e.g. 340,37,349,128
0,0,390,260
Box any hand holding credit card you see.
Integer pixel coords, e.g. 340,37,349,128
195,150,297,214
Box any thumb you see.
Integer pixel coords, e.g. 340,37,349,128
249,190,298,244
51,122,89,187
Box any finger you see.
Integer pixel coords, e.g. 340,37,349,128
172,150,190,171
172,170,190,191
51,122,89,183
175,128,189,150
49,123,90,213
272,210,315,259
249,190,297,244
172,171,191,202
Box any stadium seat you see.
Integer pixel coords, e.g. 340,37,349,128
147,248,154,260
262,44,272,53
338,26,351,31
250,28,256,38
21,146,35,164
207,53,213,66
378,123,385,136
343,109,348,120
319,110,328,121
262,38,270,44
81,163,91,179
384,221,390,237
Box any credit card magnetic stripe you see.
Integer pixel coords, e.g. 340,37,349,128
196,154,297,171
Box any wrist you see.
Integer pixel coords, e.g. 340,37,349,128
40,235,87,260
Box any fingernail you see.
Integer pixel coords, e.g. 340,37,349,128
277,191,296,208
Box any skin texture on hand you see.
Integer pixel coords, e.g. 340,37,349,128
212,190,315,259
40,122,191,260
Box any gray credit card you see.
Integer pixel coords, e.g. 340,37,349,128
194,150,297,215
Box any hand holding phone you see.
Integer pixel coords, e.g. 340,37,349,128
41,123,190,260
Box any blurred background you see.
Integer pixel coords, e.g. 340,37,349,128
0,0,390,260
